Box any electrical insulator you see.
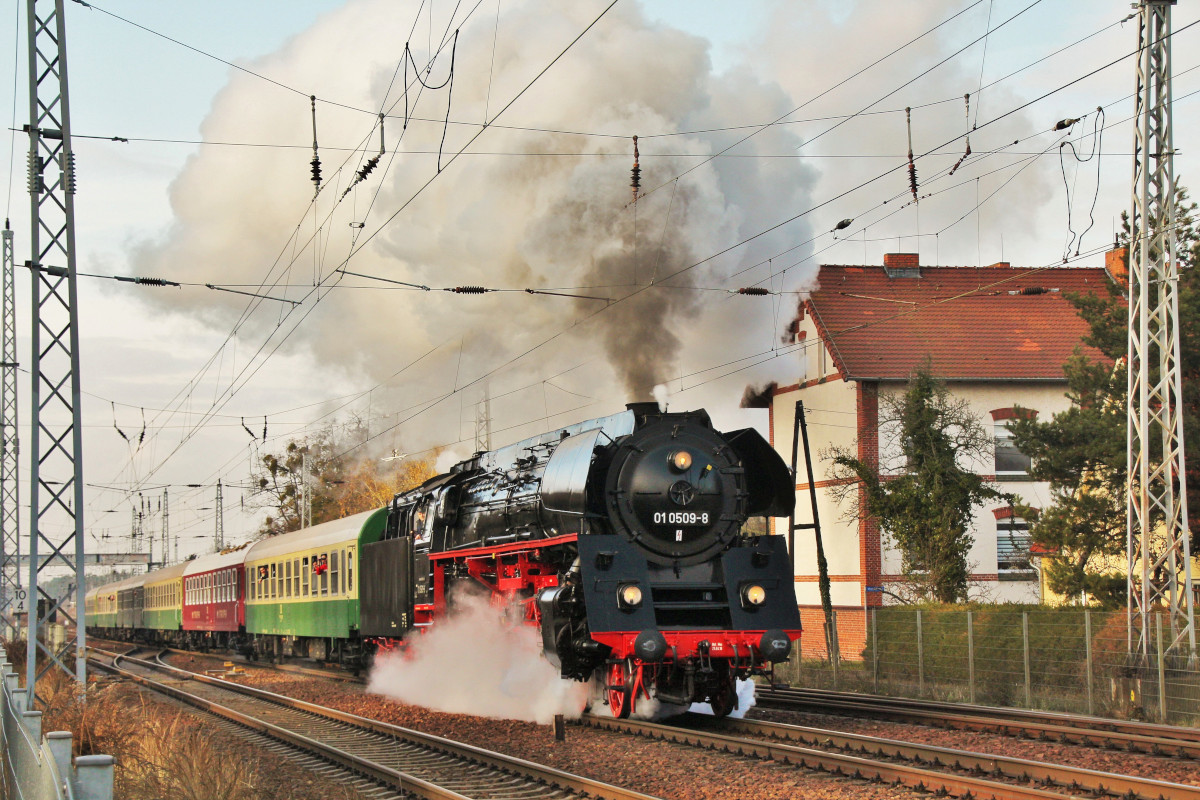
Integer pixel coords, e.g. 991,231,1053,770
905,107,919,203
357,155,379,182
630,135,641,203
310,155,322,187
64,152,76,195
736,287,771,296
450,286,487,294
27,153,43,194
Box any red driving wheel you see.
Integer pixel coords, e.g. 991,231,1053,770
606,661,632,719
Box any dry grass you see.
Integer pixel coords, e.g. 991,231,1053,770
3,637,25,675
33,670,362,800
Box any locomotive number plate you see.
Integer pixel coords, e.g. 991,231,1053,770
653,511,710,525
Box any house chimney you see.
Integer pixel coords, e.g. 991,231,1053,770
883,252,920,278
1105,245,1128,288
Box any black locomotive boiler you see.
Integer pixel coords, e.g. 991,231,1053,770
359,402,801,717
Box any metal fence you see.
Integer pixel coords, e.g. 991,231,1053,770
778,606,1200,727
1,659,113,800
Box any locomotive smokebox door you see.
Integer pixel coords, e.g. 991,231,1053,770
359,537,414,637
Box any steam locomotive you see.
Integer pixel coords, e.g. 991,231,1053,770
362,402,802,717
87,403,801,719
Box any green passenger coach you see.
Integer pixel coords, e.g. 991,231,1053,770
243,507,388,662
142,562,186,637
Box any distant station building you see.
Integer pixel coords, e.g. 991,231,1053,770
769,252,1121,657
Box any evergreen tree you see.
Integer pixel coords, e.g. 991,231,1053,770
1008,185,1199,606
828,363,1005,603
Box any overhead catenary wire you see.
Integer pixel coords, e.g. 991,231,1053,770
79,6,1195,537
106,1,624,499
1058,107,1106,260
114,14,1200,506
98,0,485,493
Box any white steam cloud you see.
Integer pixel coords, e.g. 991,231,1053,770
128,0,817,456
367,590,590,724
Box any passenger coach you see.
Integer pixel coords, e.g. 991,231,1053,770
182,545,248,650
243,508,383,663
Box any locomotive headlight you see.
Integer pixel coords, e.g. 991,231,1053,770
618,583,643,610
741,584,767,608
670,450,693,471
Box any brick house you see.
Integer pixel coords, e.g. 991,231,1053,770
769,253,1114,658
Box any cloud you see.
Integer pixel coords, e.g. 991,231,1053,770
129,0,818,454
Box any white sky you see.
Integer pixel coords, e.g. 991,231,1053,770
0,0,1196,568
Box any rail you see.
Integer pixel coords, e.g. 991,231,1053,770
0,659,113,800
94,648,658,800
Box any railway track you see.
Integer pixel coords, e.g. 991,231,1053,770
758,686,1200,758
89,637,363,683
90,648,660,800
581,711,1200,800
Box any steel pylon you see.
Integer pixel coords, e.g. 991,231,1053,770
0,224,19,640
25,0,87,694
1127,0,1194,658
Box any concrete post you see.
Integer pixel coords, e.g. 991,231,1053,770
916,608,924,695
967,610,975,705
1084,610,1094,716
74,755,116,800
871,607,879,694
1023,611,1031,707
46,730,73,783
1157,613,1168,722
21,709,42,740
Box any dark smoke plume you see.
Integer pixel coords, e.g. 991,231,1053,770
740,381,777,409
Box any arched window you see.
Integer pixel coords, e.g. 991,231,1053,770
990,408,1035,478
994,507,1038,580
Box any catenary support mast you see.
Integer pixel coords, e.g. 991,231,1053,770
25,0,87,695
0,223,19,639
1127,0,1194,658
215,480,225,550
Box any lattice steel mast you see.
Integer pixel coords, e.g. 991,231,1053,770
1127,0,1194,658
25,0,87,693
0,223,19,639
215,480,225,550
474,383,492,453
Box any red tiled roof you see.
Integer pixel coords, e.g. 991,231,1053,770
807,263,1112,381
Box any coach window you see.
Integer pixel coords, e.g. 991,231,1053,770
293,558,300,596
302,557,310,596
347,550,354,594
330,551,340,596
285,561,292,598
320,553,329,596
268,563,275,599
